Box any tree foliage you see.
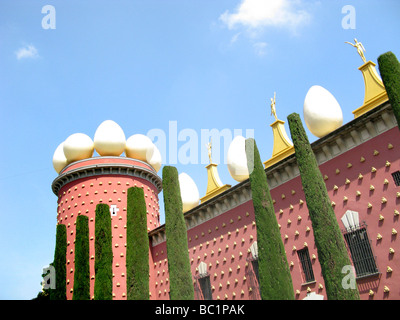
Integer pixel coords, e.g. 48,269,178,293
162,166,194,300
126,187,149,300
245,138,294,300
94,204,113,300
287,113,360,300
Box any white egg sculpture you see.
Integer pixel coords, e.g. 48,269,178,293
125,134,154,162
227,135,249,182
303,85,343,138
63,133,94,163
94,120,126,156
147,143,162,172
179,172,200,213
53,141,68,173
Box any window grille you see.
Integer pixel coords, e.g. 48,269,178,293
392,171,400,186
297,247,315,283
342,224,379,279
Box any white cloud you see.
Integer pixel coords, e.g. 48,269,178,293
220,0,311,32
253,42,267,56
15,45,39,60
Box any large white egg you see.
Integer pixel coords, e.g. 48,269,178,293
227,135,249,182
94,120,126,156
63,133,94,163
303,85,343,138
53,141,68,173
179,172,200,213
147,143,162,172
125,134,154,162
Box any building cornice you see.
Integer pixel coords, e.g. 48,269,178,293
52,158,162,195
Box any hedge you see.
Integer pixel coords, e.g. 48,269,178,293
94,204,113,300
73,215,90,300
287,113,360,300
245,138,294,300
50,223,67,300
378,51,400,128
162,166,194,300
126,187,150,300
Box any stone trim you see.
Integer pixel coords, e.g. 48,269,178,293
52,161,162,195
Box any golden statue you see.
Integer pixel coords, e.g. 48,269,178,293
345,38,366,63
270,92,278,121
206,138,212,164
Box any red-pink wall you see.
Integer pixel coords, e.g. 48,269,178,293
56,158,160,300
269,126,400,299
150,127,400,300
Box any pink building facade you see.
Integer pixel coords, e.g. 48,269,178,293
149,101,400,300
52,101,400,300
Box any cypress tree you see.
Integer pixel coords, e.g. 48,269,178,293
73,215,90,300
287,113,360,300
94,204,113,300
245,138,294,300
50,223,67,300
162,166,194,300
126,187,150,300
378,51,400,128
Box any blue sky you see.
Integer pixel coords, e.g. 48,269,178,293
0,0,399,299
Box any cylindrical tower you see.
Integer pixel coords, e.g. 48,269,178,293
52,156,162,300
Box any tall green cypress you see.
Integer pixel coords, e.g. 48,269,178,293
50,223,67,300
94,204,113,300
73,215,90,300
245,138,294,300
287,113,360,300
162,166,194,300
126,187,149,300
378,51,400,128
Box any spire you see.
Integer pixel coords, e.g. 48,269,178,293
263,93,294,168
345,39,389,118
200,139,231,203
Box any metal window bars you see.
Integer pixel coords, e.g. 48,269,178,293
297,247,315,284
342,223,379,279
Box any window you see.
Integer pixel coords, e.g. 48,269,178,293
194,262,213,300
343,224,379,278
246,242,261,300
392,171,400,186
251,258,260,284
297,247,315,283
198,275,213,300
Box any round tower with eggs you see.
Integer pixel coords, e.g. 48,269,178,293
51,120,162,300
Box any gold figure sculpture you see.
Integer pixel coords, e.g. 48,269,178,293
206,138,212,164
270,92,278,121
345,38,366,63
